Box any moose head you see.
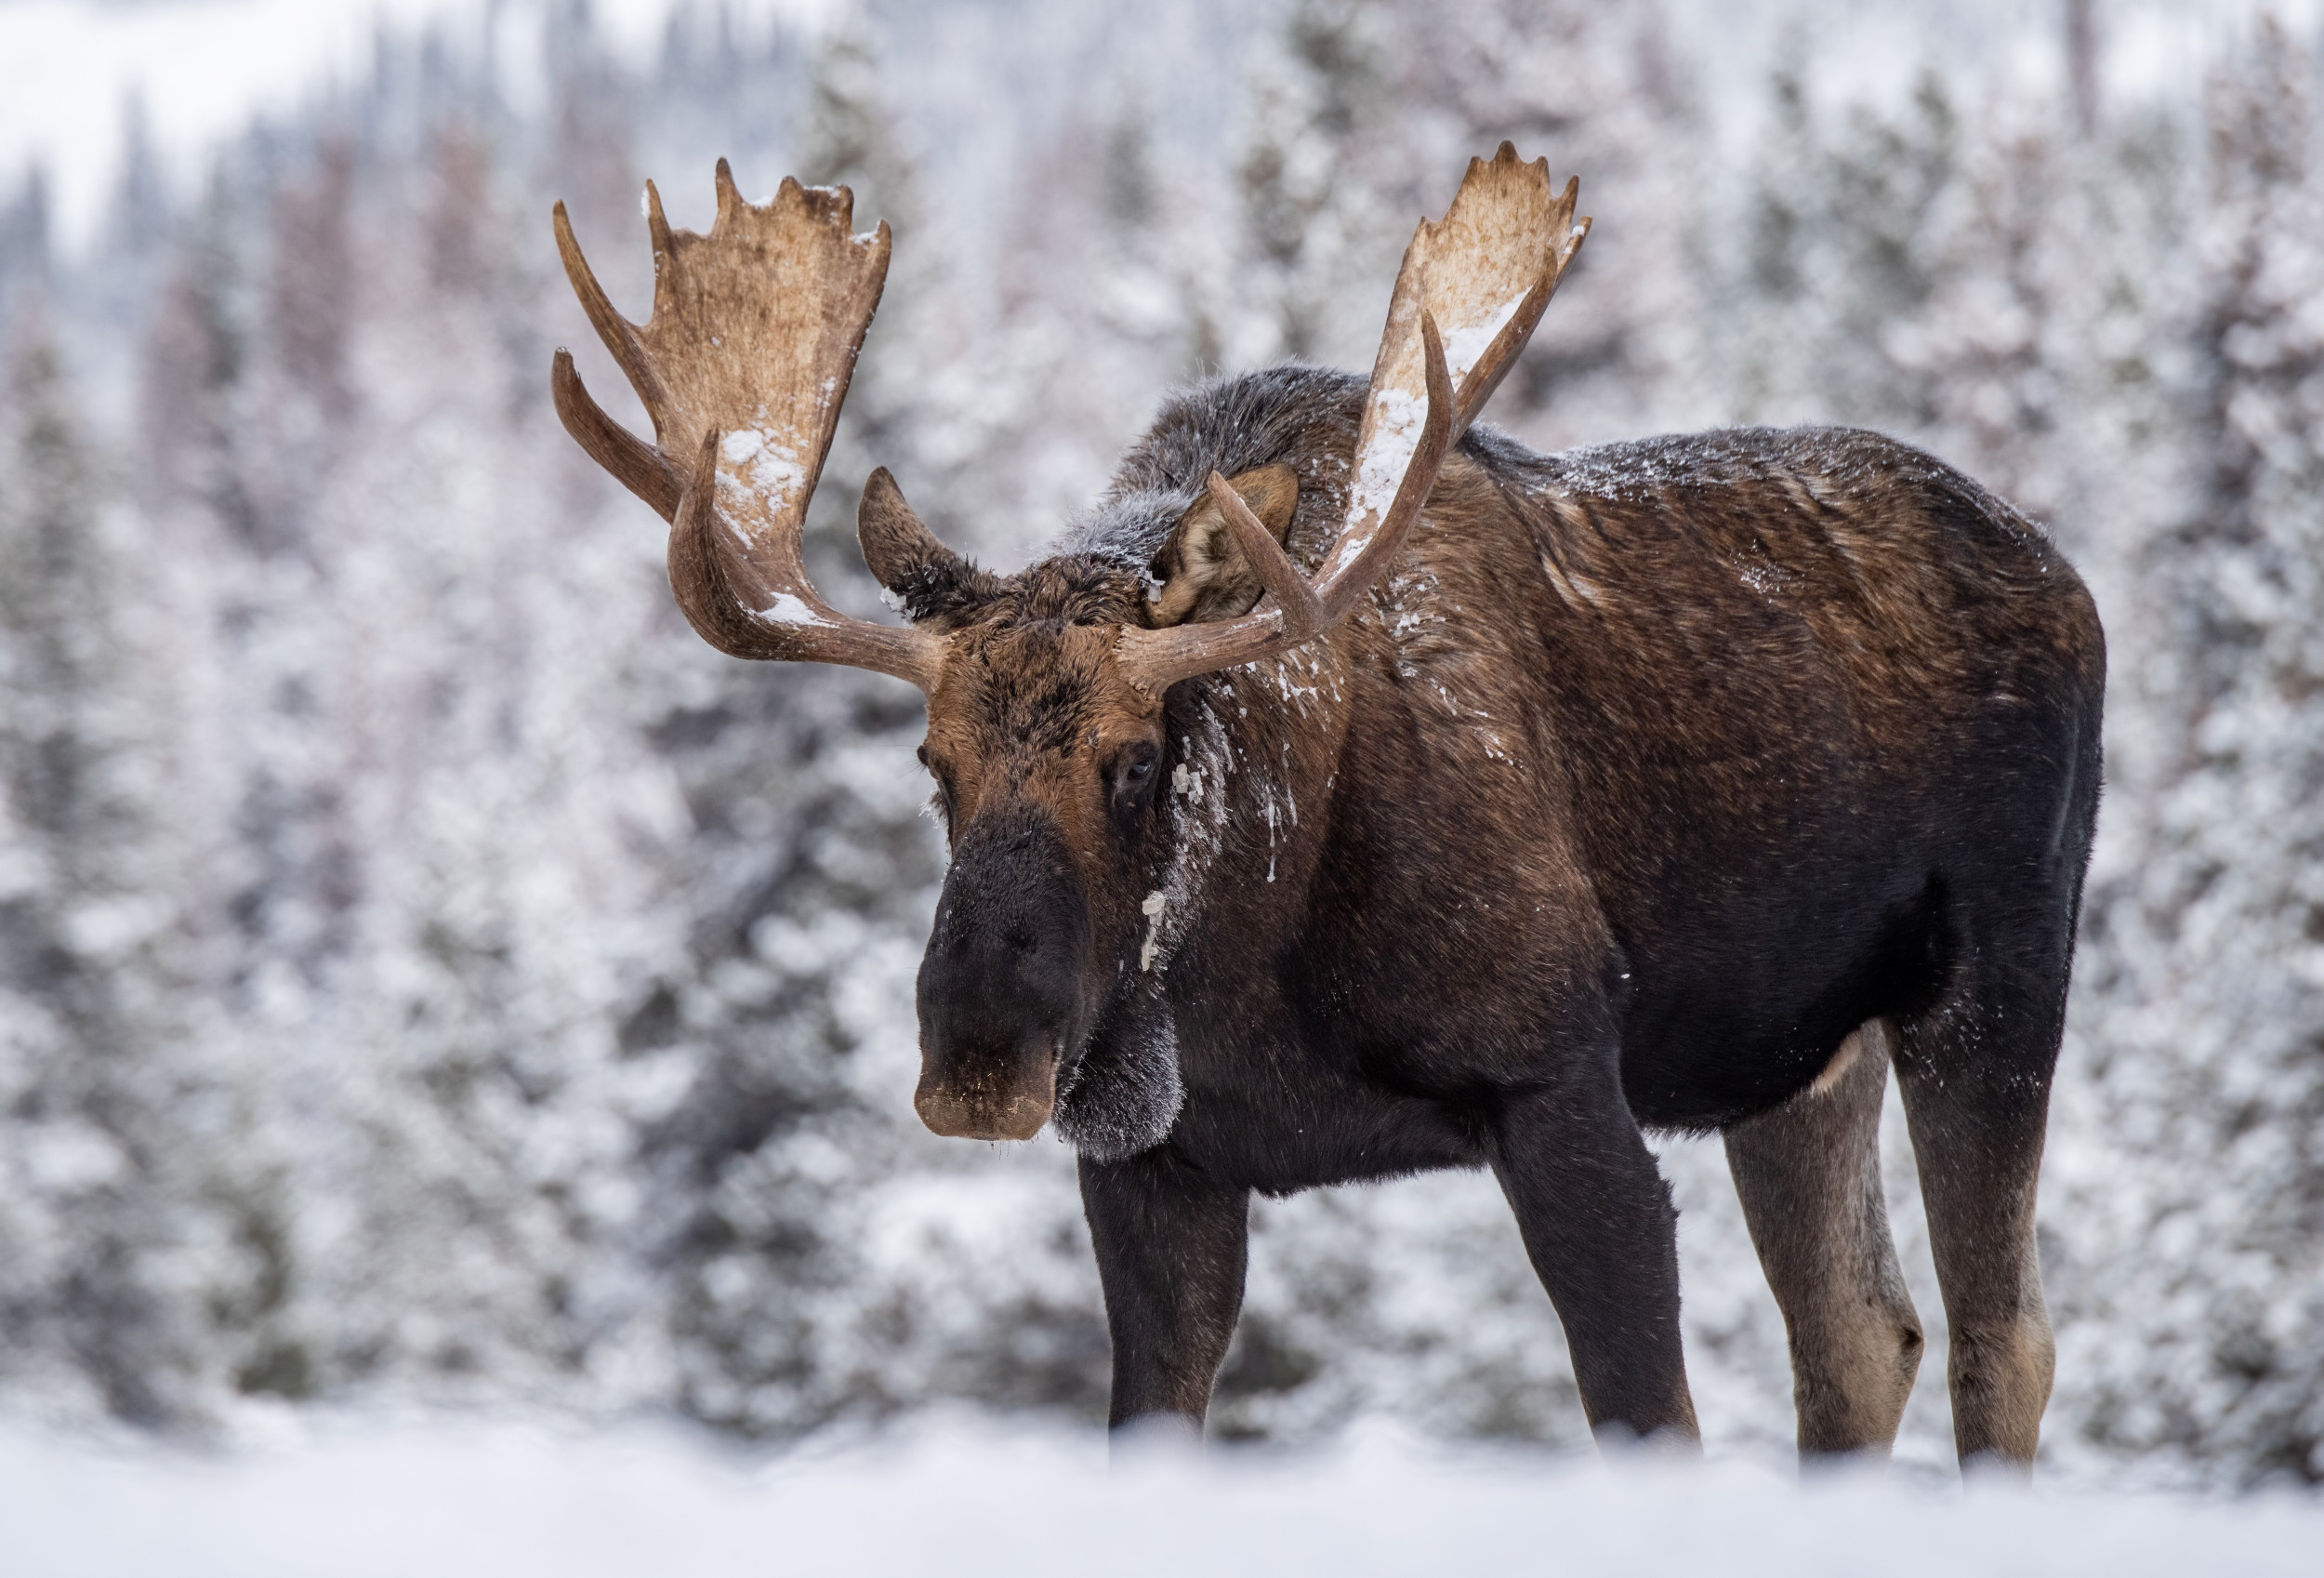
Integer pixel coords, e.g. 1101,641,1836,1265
549,149,1587,1146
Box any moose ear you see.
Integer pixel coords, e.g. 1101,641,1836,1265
858,468,993,626
1145,464,1300,628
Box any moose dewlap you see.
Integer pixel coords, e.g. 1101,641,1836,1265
549,145,2104,1472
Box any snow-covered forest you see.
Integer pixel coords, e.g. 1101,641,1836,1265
1,0,2322,1492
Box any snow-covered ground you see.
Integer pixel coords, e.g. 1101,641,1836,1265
0,1412,2317,1577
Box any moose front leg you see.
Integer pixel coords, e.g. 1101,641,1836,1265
1078,1147,1250,1438
1490,1067,1700,1447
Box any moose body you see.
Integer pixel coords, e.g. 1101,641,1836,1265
1040,369,2103,1454
550,148,2103,1469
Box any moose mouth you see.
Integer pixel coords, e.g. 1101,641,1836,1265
913,1043,1060,1142
914,912,1183,1144
913,986,1086,1143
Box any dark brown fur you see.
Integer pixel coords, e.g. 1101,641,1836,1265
884,364,2103,1466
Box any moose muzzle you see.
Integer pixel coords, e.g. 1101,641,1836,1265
915,810,1093,1142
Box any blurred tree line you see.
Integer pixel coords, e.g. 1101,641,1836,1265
0,0,2319,1486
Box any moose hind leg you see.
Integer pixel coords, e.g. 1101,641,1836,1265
1895,976,2063,1472
1490,1060,1699,1445
1724,1019,1922,1460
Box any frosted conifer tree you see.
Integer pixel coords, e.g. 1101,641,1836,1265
1385,0,1711,446
1724,64,1966,435
0,172,51,330
2059,24,2324,1485
0,321,260,1425
1226,0,1398,368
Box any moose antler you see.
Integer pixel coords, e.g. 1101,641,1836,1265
549,163,944,689
1117,143,1589,692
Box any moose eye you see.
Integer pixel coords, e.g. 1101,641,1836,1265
1110,742,1162,814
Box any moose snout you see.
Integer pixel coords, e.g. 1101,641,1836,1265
914,1041,1058,1142
914,810,1092,1143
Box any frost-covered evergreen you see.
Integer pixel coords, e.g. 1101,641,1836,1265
2050,26,2324,1485
0,316,241,1425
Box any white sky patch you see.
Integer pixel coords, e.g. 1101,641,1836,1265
0,0,2305,270
0,0,838,247
0,0,466,243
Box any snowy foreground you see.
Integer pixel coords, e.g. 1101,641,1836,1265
1,1415,2317,1577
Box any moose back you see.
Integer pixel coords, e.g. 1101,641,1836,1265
548,146,2104,1470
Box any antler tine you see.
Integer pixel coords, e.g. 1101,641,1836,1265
551,349,684,520
1117,146,1587,695
548,169,945,692
553,201,670,420
713,158,745,230
667,428,770,657
643,179,675,259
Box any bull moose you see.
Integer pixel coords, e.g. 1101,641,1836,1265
548,145,2104,1469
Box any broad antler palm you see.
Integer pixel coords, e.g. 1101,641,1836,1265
550,161,943,688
